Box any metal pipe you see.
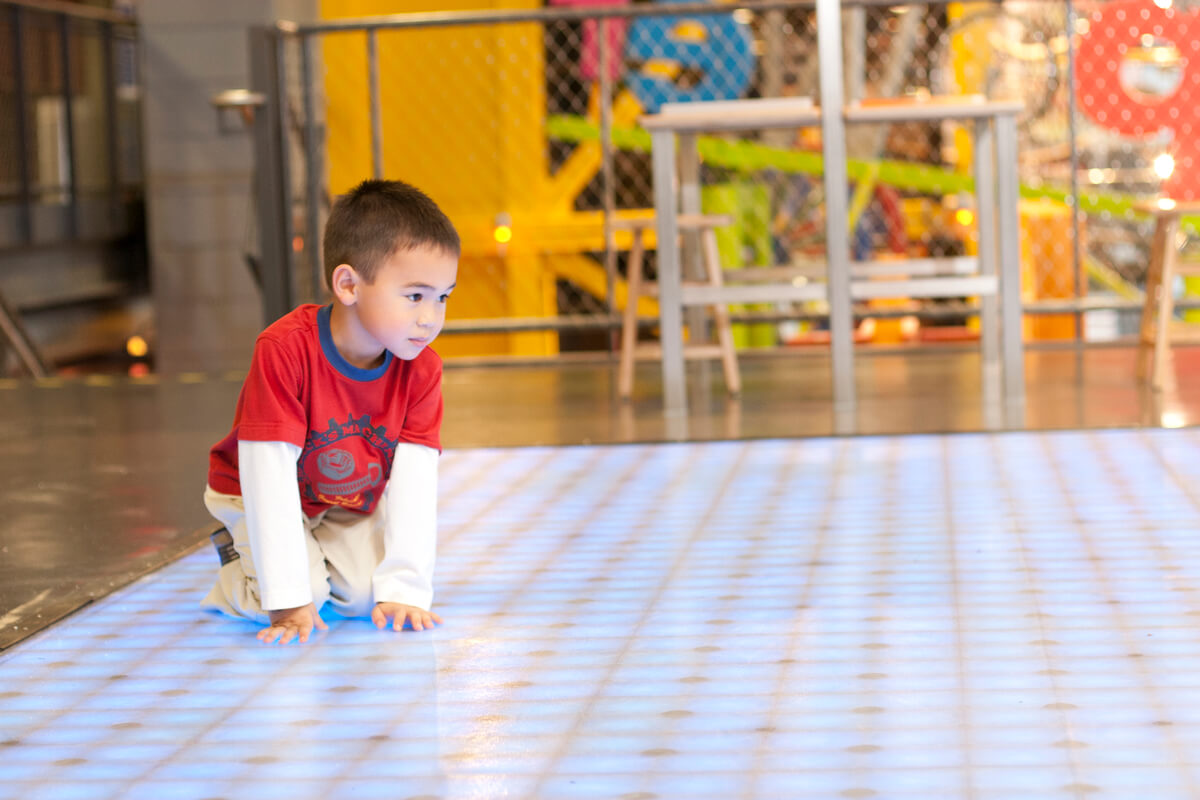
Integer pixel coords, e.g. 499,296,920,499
1066,0,1084,347
651,128,686,415
598,17,616,346
0,0,135,25
300,32,324,301
817,0,856,417
277,29,296,309
250,25,294,322
11,6,33,243
102,20,121,229
995,112,1025,412
367,28,382,179
286,0,940,35
58,12,79,236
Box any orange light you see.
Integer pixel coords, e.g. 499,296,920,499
955,208,974,226
292,236,304,253
494,225,513,244
126,335,149,358
128,362,150,378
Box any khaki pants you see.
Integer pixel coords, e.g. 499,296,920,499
200,486,387,622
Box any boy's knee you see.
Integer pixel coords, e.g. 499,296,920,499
310,578,332,611
332,577,375,618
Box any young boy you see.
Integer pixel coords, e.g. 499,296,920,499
201,178,459,645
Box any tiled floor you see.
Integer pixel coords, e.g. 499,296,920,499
11,345,1200,652
5,429,1200,799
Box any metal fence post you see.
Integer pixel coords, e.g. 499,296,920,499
249,24,294,323
817,0,856,424
58,13,78,235
10,6,32,243
300,32,324,302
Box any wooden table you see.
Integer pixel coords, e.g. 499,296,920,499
641,94,1025,422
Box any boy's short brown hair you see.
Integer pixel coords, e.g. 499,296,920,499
322,179,460,288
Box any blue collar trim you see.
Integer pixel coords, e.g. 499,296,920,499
318,304,392,381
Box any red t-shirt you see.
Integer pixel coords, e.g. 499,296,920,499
208,304,442,517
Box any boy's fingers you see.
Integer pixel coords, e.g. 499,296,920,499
430,611,444,624
314,615,329,631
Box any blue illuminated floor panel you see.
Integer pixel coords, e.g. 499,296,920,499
5,429,1200,799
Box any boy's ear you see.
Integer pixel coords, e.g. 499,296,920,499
329,264,359,305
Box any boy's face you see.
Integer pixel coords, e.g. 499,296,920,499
350,245,458,361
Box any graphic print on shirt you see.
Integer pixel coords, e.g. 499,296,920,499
297,413,397,512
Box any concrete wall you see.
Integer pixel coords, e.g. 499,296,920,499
139,0,316,374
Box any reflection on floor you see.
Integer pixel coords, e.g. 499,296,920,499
440,346,1200,446
5,430,1200,799
3,345,1200,650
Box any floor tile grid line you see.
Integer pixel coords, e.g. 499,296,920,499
0,443,676,786
17,432,1200,800
1078,431,1200,784
524,441,756,799
0,450,547,797
741,438,848,800
426,443,713,790
550,440,784,789
827,438,911,773
336,444,686,788
121,565,392,797
322,446,629,788
1100,431,1200,613
0,565,233,789
435,447,565,552
1054,432,1181,780
436,447,510,515
0,557,309,799
1040,433,1200,798
942,435,981,800
871,438,946,733
104,631,334,799
1006,435,1097,799
9,551,487,799
432,446,627,614
1133,429,1200,629
432,445,640,616
1139,428,1200,529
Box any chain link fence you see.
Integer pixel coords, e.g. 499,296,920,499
256,0,1198,361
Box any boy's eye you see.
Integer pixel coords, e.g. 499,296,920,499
439,294,451,303
405,293,423,302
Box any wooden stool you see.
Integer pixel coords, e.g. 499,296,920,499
1137,198,1200,390
615,213,740,399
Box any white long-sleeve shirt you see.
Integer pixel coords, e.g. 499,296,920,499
238,439,438,611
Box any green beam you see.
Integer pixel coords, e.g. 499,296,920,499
548,114,1200,230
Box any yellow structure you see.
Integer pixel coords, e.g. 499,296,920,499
1020,198,1084,339
321,0,654,357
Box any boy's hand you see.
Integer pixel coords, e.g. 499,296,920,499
259,603,328,644
372,602,443,632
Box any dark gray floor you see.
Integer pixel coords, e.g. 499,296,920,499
2,345,1197,649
